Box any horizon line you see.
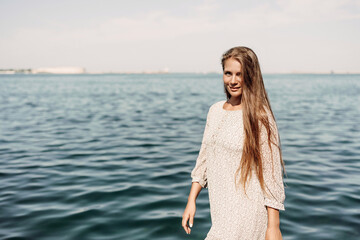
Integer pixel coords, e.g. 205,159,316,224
1,68,360,75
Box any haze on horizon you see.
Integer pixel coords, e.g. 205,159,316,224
0,0,359,73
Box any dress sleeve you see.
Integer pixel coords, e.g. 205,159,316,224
260,112,286,211
190,107,212,189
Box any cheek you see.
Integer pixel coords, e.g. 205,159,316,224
223,76,231,83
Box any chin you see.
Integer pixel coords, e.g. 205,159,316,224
229,92,242,98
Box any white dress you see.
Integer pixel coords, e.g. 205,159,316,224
191,100,286,240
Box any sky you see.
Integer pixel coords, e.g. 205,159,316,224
0,0,359,73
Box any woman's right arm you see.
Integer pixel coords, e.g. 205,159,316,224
182,139,208,235
182,106,212,235
182,141,208,234
182,182,202,235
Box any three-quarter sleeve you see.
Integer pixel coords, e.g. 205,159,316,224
190,107,212,189
260,112,286,211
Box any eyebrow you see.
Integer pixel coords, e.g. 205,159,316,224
223,70,242,74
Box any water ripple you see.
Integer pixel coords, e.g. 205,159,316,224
0,74,359,239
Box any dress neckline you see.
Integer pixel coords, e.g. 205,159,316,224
221,100,243,112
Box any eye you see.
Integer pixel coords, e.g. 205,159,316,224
224,71,231,76
236,72,242,77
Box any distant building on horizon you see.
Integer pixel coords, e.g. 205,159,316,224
0,67,86,74
32,67,86,74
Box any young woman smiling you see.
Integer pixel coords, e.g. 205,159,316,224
182,46,286,240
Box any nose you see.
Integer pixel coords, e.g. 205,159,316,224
230,74,237,84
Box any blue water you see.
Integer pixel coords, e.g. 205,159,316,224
0,73,359,240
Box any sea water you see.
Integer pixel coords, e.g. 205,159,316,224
0,73,359,239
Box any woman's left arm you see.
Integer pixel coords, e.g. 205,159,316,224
260,112,286,239
265,207,282,240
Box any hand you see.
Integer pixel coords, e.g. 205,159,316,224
182,201,196,235
265,226,282,240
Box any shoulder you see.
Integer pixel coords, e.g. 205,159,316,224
263,105,275,123
259,105,278,131
209,100,225,112
205,100,225,120
262,105,279,135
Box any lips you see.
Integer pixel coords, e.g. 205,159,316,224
230,87,240,91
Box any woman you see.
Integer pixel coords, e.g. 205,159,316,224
182,46,286,240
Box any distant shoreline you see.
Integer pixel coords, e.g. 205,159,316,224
1,72,359,75
0,68,359,75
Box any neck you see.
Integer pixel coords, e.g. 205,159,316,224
228,96,242,106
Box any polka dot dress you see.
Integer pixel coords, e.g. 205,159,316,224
191,100,285,240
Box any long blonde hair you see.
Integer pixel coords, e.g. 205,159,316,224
221,46,286,196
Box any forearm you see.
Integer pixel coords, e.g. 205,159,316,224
267,206,280,228
188,182,202,203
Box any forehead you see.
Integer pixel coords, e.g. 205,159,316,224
224,58,242,70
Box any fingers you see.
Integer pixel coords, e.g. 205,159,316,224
182,213,191,235
189,215,194,228
182,214,189,234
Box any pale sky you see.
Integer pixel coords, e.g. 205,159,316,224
0,0,359,73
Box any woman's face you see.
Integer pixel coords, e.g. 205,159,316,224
223,58,243,98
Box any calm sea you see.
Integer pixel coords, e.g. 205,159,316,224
0,73,359,240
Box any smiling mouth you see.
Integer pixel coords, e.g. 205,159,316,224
230,87,240,90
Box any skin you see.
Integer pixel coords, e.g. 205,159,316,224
182,58,282,239
222,58,244,109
